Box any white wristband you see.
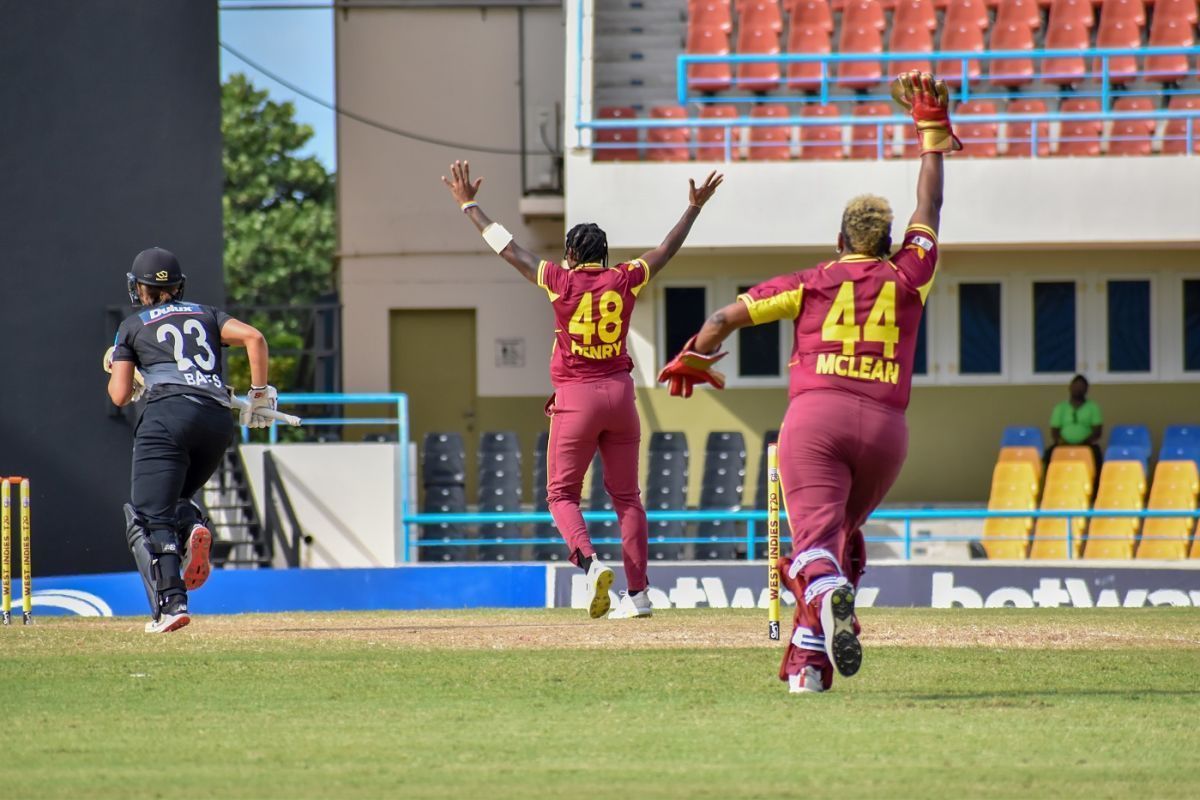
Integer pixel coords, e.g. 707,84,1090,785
482,223,514,254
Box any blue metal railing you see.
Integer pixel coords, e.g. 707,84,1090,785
247,392,413,563
403,507,1200,562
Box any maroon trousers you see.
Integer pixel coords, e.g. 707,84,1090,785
546,373,648,592
776,390,908,682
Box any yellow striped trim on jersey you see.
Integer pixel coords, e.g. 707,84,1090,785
904,223,939,304
738,285,804,325
627,258,651,297
536,260,562,303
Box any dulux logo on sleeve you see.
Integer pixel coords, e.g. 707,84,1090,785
144,303,200,321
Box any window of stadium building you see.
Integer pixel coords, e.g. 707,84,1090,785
1106,279,1152,373
736,284,782,379
1032,281,1078,374
662,285,709,362
958,282,1003,376
1184,280,1200,373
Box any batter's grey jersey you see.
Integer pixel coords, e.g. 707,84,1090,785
112,302,232,407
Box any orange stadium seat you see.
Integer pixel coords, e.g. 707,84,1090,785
740,0,785,32
746,103,794,159
1004,98,1051,156
842,0,888,30
799,103,845,158
1044,459,1093,499
1043,18,1091,85
1151,0,1198,24
696,104,740,160
1050,445,1096,483
996,0,1043,30
938,22,987,85
691,1,734,34
956,100,1000,157
1108,96,1156,155
894,0,940,30
945,0,991,30
737,24,783,91
890,23,935,77
838,22,885,88
786,24,832,89
1049,0,1097,27
1162,96,1200,154
687,26,733,92
594,107,639,162
1145,15,1196,83
1057,98,1103,156
849,101,895,157
648,106,691,162
787,0,835,31
989,21,1037,86
999,445,1043,481
1093,0,1145,84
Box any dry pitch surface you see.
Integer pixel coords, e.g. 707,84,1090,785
7,608,1200,798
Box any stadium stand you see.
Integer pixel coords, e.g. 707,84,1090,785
747,102,794,158
1138,459,1199,558
594,107,639,162
1030,460,1092,558
696,432,748,559
1001,425,1045,451
850,100,895,156
531,431,562,561
1050,444,1096,485
1083,459,1146,559
477,432,524,561
696,104,741,159
1106,424,1153,465
648,105,692,160
647,432,690,560
420,432,469,562
982,458,1040,558
800,102,845,157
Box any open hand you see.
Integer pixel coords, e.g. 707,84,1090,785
689,170,724,208
441,160,484,205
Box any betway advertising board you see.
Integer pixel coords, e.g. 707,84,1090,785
549,562,1200,610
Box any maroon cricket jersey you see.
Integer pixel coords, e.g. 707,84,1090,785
738,223,939,411
537,258,650,387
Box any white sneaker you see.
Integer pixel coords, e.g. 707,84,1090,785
819,584,861,677
144,610,190,634
608,590,652,619
181,524,212,591
584,559,615,619
788,666,826,694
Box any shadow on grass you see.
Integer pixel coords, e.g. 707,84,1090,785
898,689,1200,702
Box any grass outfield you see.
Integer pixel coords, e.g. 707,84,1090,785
6,609,1200,799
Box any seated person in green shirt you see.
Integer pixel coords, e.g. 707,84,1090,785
1047,374,1103,468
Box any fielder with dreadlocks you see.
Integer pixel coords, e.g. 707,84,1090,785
442,160,722,620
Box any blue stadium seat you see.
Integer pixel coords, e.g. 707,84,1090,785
1001,426,1044,451
1109,424,1151,452
1163,425,1200,450
1104,445,1149,468
1158,444,1200,470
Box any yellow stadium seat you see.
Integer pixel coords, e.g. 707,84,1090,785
1150,460,1200,498
991,462,1038,495
1050,445,1096,482
1030,488,1089,559
1138,494,1195,560
983,494,1034,559
998,446,1043,482
1043,461,1092,502
1084,472,1144,559
1191,521,1200,559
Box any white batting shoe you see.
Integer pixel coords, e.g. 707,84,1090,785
819,584,862,677
788,666,826,694
145,598,191,634
608,590,652,619
584,559,614,619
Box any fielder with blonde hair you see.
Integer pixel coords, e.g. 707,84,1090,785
660,71,959,694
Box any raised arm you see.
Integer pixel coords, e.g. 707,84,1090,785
909,152,944,235
441,160,540,284
638,171,723,278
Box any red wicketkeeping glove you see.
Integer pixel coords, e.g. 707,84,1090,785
891,70,962,155
657,336,727,398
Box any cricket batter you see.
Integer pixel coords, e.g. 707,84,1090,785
659,72,956,691
106,247,278,633
442,160,722,619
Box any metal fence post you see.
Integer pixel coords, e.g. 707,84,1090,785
746,518,756,561
1066,515,1074,559
904,517,913,561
